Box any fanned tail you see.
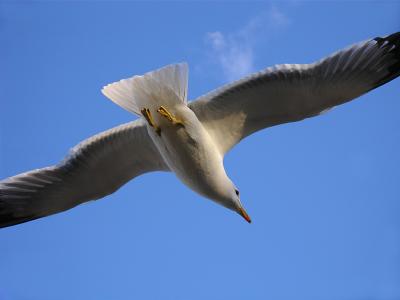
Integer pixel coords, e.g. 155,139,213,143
102,63,188,115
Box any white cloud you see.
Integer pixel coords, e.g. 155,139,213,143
206,31,254,82
267,6,290,28
205,6,290,82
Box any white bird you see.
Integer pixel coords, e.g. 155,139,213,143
1,32,399,228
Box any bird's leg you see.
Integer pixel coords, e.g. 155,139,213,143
141,108,161,136
157,106,185,127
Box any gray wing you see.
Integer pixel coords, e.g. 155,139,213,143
190,32,400,155
0,119,168,228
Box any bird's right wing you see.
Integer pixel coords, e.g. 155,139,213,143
190,32,400,155
0,119,168,228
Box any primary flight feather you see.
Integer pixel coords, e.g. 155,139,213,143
1,32,399,228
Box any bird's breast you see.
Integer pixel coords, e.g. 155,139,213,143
147,105,225,198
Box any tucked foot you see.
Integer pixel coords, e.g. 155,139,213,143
157,106,185,127
141,108,161,136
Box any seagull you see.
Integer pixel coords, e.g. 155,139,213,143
1,32,399,228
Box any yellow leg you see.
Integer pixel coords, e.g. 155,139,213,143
141,108,161,136
157,106,184,127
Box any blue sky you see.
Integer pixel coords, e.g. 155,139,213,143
1,2,400,300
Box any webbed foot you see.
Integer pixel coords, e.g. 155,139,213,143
141,108,161,136
157,106,185,127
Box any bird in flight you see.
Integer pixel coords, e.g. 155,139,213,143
1,32,399,228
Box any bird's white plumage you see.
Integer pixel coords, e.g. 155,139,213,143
102,63,188,115
1,32,399,227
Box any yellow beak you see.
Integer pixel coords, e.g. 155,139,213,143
238,207,252,223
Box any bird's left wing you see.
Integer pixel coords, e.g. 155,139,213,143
190,32,400,155
0,119,168,228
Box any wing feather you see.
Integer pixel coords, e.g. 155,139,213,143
0,119,168,228
190,32,400,154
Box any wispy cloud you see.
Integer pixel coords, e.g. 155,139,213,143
204,6,290,82
206,31,254,82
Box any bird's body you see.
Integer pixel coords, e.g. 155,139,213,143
145,98,232,207
1,32,399,228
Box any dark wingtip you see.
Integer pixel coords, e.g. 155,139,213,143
373,31,400,46
0,213,40,229
0,188,41,229
372,32,400,89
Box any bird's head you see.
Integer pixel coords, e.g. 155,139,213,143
212,181,251,223
231,186,252,223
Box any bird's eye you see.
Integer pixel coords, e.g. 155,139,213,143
235,189,240,196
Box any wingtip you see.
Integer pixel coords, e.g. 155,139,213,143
371,32,400,89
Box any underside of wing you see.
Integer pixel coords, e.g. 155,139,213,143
0,119,168,228
190,32,400,155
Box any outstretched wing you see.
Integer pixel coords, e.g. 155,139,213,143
190,32,400,155
0,119,168,228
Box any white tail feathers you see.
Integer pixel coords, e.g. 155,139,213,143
102,63,188,115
